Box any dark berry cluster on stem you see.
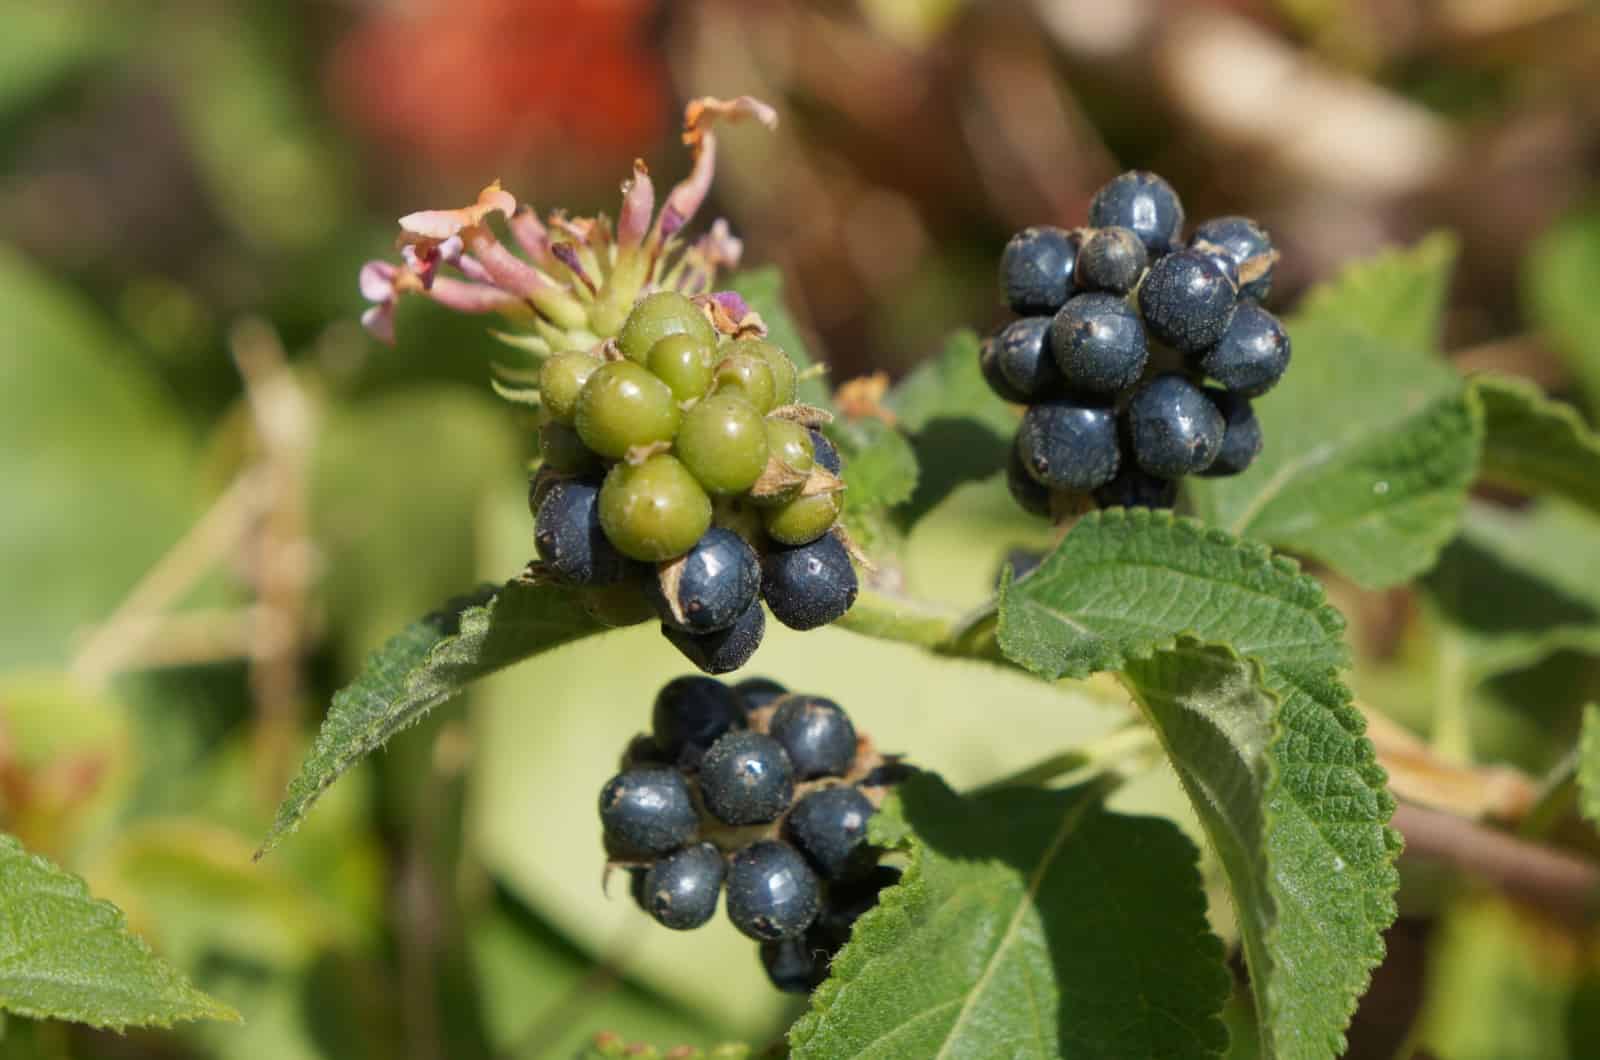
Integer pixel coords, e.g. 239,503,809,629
598,676,910,994
531,292,860,673
991,171,1288,518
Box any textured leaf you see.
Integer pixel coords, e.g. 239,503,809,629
0,834,237,1029
826,417,920,550
1190,236,1479,588
260,577,603,855
728,267,830,407
1524,205,1600,414
1581,706,1600,831
997,510,1398,1060
1472,374,1600,516
790,773,1228,1059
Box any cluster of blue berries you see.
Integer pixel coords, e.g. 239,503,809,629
598,676,908,993
988,171,1289,516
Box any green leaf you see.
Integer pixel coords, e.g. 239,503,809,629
0,834,237,1029
825,417,919,550
790,773,1228,1059
1472,374,1600,516
1581,705,1600,831
260,577,604,856
1189,235,1479,588
997,510,1398,1060
727,267,830,407
574,1036,750,1060
1524,205,1600,414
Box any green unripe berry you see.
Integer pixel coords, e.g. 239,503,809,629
575,361,682,460
729,339,797,408
763,490,842,546
713,352,777,412
713,497,767,547
539,421,602,474
676,394,769,496
539,351,601,425
618,291,717,364
580,581,656,628
646,334,716,402
751,419,815,508
599,455,713,562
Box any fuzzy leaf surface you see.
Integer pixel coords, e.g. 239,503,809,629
996,510,1398,1060
1189,236,1478,587
261,578,603,855
728,266,830,407
0,834,238,1029
790,773,1228,1059
1472,374,1600,516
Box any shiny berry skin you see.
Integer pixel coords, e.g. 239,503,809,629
538,421,603,475
999,226,1079,315
979,335,1029,403
1128,374,1225,478
1201,390,1263,477
753,419,816,508
731,339,798,408
1197,303,1290,397
646,333,715,402
1016,399,1120,491
575,361,682,460
769,695,857,779
618,290,716,364
699,731,795,826
664,599,765,675
992,316,1064,402
1006,440,1052,517
535,478,635,585
761,533,858,631
787,786,875,880
1075,226,1148,294
763,490,842,547
1088,170,1185,254
725,840,822,941
649,527,762,634
761,936,829,994
652,674,746,766
641,842,726,930
598,767,698,858
713,351,777,413
676,394,769,496
598,455,713,562
809,430,842,475
1050,293,1149,395
1093,465,1179,509
734,676,788,711
1138,250,1238,355
1191,216,1275,302
539,351,602,424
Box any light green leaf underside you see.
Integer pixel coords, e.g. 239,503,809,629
260,578,603,856
790,774,1228,1059
1581,706,1600,831
728,266,831,408
1189,235,1477,588
1472,374,1600,517
1523,205,1600,414
996,510,1398,1060
0,834,238,1029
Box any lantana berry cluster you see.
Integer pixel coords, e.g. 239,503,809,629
986,171,1290,517
599,676,908,993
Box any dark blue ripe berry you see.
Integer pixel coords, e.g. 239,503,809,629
699,731,795,826
1191,216,1275,302
648,528,761,634
1128,374,1225,478
1089,171,1185,255
999,226,1079,316
1198,302,1290,397
992,317,1064,402
813,865,902,950
769,695,857,779
651,675,745,767
1201,390,1263,477
535,479,636,586
761,533,859,631
1075,226,1148,294
761,936,830,994
726,840,822,941
1138,250,1238,355
1094,464,1179,510
598,767,698,858
1006,440,1052,517
979,336,1029,403
640,842,726,930
1016,398,1120,491
734,676,788,711
1051,293,1149,394
786,786,875,879
809,430,843,475
663,598,765,675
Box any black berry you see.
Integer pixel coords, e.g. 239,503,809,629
786,786,875,879
760,935,830,994
648,527,761,634
734,676,789,711
1016,398,1120,491
813,865,902,950
999,226,1078,315
1191,216,1275,302
1201,390,1263,477
699,731,795,826
809,430,843,475
535,478,637,586
726,840,822,941
1128,374,1225,478
1138,250,1237,355
640,842,726,930
663,598,765,675
1051,293,1149,395
1093,464,1179,509
979,335,1029,403
651,675,746,767
761,533,859,631
1075,226,1148,294
1005,440,1052,517
1088,171,1185,255
992,317,1064,402
598,767,699,858
1198,302,1290,397
769,695,857,779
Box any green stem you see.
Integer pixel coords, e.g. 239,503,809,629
972,724,1160,795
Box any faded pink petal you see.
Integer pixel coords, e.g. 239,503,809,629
463,226,553,298
617,159,655,249
429,275,522,314
509,206,553,267
551,243,597,295
652,96,777,247
361,303,396,345
359,260,397,302
456,253,494,286
399,181,516,241
707,290,751,320
694,219,743,271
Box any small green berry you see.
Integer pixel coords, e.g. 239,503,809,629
580,581,656,628
763,490,841,546
714,497,767,547
676,394,769,496
618,291,717,364
575,361,682,460
728,339,797,408
751,419,815,508
539,421,602,474
539,351,601,425
713,352,777,412
646,333,716,402
599,455,713,562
